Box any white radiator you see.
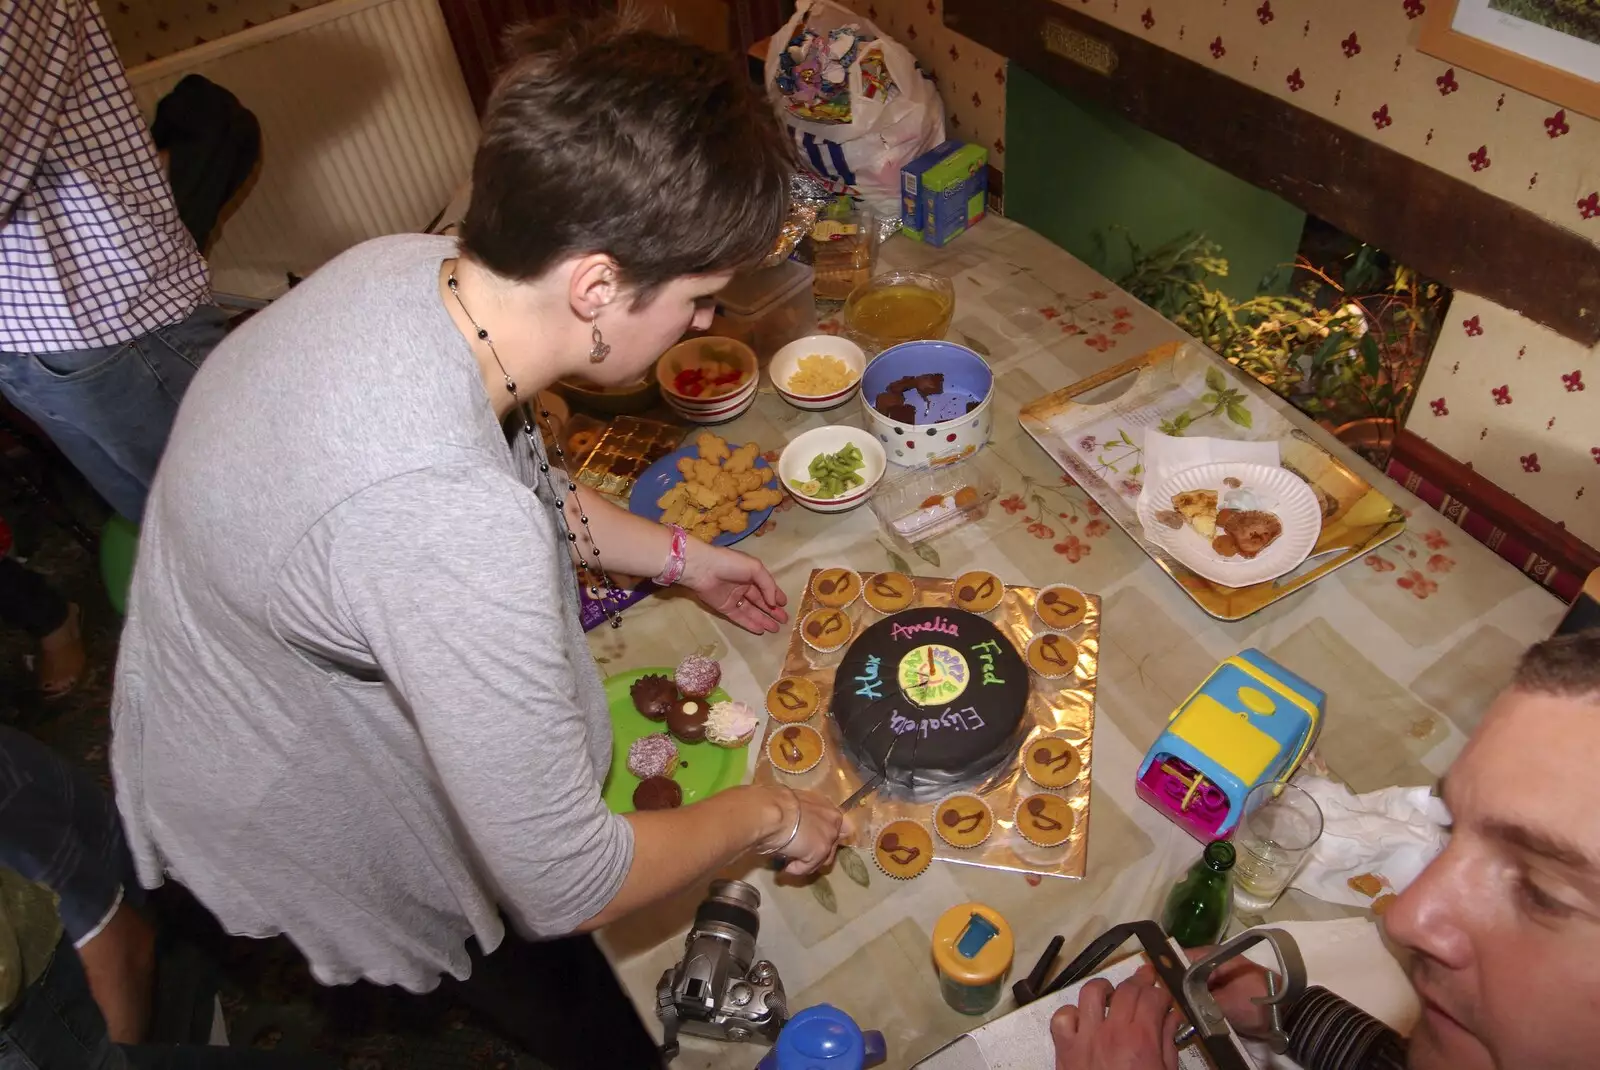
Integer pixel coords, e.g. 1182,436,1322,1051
127,0,480,300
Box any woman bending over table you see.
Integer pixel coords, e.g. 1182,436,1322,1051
110,17,844,1066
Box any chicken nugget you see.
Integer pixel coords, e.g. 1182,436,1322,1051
740,487,784,511
725,443,758,474
695,431,730,463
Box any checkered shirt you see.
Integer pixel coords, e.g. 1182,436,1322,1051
1,0,209,353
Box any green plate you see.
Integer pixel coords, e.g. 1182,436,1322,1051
602,667,748,814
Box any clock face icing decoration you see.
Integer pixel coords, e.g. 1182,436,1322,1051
833,607,1028,797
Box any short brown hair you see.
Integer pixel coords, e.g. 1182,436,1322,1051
1511,631,1600,700
459,15,793,302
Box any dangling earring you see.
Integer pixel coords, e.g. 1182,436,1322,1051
589,313,610,364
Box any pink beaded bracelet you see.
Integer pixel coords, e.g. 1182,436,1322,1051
654,523,689,586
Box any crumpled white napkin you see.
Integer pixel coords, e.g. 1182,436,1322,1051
1288,775,1450,909
1136,433,1281,514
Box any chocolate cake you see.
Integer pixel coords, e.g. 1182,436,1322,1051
832,607,1028,798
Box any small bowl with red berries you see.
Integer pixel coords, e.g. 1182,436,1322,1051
657,337,759,424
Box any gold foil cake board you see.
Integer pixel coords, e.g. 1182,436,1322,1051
1019,341,1405,621
753,570,1098,881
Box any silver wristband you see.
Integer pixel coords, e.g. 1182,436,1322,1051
760,787,803,856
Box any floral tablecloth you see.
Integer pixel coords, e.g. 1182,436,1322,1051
589,216,1563,1069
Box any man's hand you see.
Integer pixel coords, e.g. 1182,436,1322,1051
1133,950,1277,1039
1051,977,1181,1070
679,541,788,634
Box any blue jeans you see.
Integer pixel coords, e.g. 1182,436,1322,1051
0,306,227,523
0,936,330,1070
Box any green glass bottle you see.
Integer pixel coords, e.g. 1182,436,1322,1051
1160,841,1236,949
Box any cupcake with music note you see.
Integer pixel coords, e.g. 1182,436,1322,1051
1026,632,1079,680
1015,793,1074,848
933,793,994,849
766,676,821,723
1023,732,1083,789
767,722,825,775
873,819,934,880
862,571,915,613
801,607,853,653
811,567,862,609
952,570,1004,614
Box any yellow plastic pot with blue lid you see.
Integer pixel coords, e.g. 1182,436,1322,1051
932,903,1014,1015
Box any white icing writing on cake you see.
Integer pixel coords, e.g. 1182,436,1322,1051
970,640,1006,686
855,655,884,700
888,705,987,737
890,616,961,642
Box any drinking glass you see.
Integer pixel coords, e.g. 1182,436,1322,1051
1231,782,1324,916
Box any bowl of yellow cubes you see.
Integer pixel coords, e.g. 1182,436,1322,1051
770,335,866,411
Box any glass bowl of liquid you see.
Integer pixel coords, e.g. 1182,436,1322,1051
842,271,955,356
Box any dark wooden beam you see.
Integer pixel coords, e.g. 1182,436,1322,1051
945,0,1600,347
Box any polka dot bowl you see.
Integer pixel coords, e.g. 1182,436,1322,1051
777,425,888,514
859,340,994,468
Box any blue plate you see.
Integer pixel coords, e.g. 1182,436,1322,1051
628,444,776,547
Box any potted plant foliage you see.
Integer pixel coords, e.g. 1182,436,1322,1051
1117,231,1445,467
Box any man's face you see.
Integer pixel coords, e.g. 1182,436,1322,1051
1384,688,1600,1070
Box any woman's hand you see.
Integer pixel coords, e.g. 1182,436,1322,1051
757,786,847,876
1050,977,1180,1070
678,541,788,635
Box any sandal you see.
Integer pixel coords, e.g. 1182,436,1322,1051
38,602,85,700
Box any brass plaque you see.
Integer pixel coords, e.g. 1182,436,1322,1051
1042,20,1118,76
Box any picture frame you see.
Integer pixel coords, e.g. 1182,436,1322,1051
1419,0,1600,120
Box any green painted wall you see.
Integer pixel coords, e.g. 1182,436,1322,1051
1004,66,1306,300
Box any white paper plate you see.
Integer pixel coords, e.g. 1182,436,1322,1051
1136,461,1321,587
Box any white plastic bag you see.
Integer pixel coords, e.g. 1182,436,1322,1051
766,0,945,224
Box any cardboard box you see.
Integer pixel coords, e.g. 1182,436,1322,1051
900,141,988,246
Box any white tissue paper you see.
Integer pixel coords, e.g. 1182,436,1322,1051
1136,433,1281,514
1289,775,1451,909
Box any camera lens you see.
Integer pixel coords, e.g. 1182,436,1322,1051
694,879,761,940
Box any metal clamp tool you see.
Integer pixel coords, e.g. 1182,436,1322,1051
1013,921,1307,1070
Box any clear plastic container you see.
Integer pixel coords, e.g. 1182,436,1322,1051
712,259,817,363
808,201,879,301
869,450,1002,548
